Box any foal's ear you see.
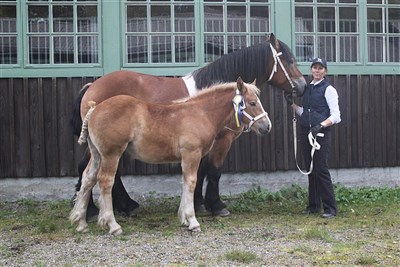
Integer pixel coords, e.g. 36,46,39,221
236,77,244,93
252,78,256,85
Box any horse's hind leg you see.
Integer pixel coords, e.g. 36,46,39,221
97,155,123,235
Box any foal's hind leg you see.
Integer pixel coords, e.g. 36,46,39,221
70,156,99,233
74,149,99,222
97,155,123,235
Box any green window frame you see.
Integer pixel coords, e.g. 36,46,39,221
122,0,271,70
25,0,100,66
366,0,400,63
0,0,398,77
294,0,360,63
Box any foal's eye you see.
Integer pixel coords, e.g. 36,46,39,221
249,101,257,107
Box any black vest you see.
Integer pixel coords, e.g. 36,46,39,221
300,79,331,129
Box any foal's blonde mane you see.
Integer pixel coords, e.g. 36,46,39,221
174,81,260,104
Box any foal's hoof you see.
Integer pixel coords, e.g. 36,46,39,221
109,227,123,236
189,225,201,232
212,208,230,217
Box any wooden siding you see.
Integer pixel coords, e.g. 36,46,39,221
1,75,399,179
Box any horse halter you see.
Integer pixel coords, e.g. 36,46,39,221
232,90,269,133
267,43,296,92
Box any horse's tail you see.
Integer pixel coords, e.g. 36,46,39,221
78,101,97,145
71,83,92,137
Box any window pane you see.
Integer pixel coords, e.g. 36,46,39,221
53,5,73,32
227,6,246,32
204,6,223,32
175,35,195,62
175,5,194,32
340,36,358,62
388,0,400,3
0,5,16,33
317,35,336,61
318,7,335,32
151,35,171,62
29,36,50,64
78,36,98,63
204,35,224,62
295,7,314,32
227,35,246,53
127,6,147,32
77,5,98,32
127,35,148,63
339,7,357,32
250,6,268,32
368,36,383,62
388,8,400,34
388,36,400,62
151,5,171,32
54,36,74,63
0,36,17,64
28,5,49,32
296,35,314,62
367,8,383,33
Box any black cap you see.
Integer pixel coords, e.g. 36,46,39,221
311,57,327,69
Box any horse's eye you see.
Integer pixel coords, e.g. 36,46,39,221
249,101,257,107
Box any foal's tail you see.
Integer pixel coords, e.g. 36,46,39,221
78,101,97,145
70,83,92,137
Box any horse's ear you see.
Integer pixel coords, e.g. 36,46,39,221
236,77,244,92
268,33,280,50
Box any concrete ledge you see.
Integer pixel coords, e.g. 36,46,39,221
0,167,399,202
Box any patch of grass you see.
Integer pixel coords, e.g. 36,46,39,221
355,254,378,265
224,250,258,264
302,226,333,242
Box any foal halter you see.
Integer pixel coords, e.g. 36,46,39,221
232,90,269,133
267,43,296,91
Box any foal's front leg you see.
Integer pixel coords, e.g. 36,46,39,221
179,152,201,232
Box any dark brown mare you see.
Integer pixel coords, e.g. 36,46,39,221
70,33,306,219
71,78,271,235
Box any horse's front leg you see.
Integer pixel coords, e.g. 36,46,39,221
205,130,240,216
179,151,202,232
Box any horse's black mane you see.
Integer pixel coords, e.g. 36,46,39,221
192,40,295,90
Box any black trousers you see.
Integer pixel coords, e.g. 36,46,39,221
300,129,337,215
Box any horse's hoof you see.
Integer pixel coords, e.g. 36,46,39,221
86,214,98,223
212,208,230,217
195,204,211,216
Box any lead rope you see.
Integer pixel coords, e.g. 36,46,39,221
292,107,324,175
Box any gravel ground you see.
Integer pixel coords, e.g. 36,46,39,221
1,225,325,267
